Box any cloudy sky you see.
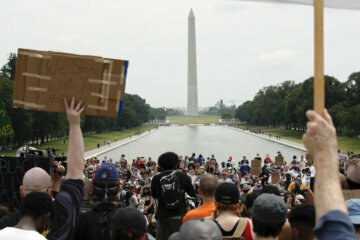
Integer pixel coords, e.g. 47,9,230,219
1,0,360,108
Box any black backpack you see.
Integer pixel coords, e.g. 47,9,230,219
159,171,183,209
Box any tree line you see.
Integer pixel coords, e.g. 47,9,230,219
0,53,151,148
235,73,360,136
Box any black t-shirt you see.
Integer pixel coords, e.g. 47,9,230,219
151,170,195,220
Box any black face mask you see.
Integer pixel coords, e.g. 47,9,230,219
347,178,360,190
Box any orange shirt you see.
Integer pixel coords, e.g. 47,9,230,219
182,203,216,224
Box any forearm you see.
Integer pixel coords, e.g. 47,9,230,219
314,152,347,222
66,125,84,179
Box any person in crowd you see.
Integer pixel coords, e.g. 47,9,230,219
151,152,196,240
219,171,233,183
254,154,262,161
346,199,360,239
288,204,316,240
142,187,154,223
0,192,53,240
146,222,157,240
110,208,147,240
213,183,253,239
264,154,272,164
303,109,357,239
0,97,85,240
252,193,287,240
169,219,222,240
287,176,307,195
182,174,218,223
74,162,120,240
343,157,360,189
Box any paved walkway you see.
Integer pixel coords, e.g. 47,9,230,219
225,125,307,152
84,128,160,160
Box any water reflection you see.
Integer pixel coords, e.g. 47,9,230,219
99,125,306,163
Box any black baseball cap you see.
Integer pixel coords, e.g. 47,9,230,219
111,208,146,239
215,183,240,205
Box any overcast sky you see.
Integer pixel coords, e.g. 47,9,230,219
1,0,360,108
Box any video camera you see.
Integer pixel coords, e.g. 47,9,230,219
16,146,67,176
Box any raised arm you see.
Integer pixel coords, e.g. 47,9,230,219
302,109,347,222
64,97,85,180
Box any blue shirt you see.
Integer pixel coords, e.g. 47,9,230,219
314,210,357,240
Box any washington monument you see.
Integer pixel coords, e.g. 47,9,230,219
187,9,198,116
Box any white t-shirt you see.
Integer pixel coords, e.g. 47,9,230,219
0,227,46,240
310,166,316,177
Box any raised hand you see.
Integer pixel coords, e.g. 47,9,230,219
64,96,84,126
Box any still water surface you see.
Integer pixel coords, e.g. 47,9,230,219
99,125,306,163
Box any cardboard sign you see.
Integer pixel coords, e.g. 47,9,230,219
275,156,284,166
250,160,261,175
343,190,360,201
306,153,312,162
272,172,280,184
13,49,129,118
0,156,51,207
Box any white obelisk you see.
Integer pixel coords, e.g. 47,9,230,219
187,8,198,116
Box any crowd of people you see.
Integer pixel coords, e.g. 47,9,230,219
0,98,359,240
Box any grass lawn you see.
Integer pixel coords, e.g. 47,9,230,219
168,115,221,124
264,129,360,153
0,125,155,157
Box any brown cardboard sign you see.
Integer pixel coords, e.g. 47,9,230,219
272,172,280,184
306,153,312,162
275,156,284,166
250,160,261,175
343,190,360,200
13,48,129,118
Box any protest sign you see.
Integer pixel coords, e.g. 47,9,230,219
275,156,284,166
306,153,312,162
13,49,129,118
343,190,360,201
0,99,14,138
272,172,280,184
0,156,51,207
250,160,262,175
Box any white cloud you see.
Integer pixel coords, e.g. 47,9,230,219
255,49,299,63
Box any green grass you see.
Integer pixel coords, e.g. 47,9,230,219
0,125,155,157
264,129,360,153
167,115,221,124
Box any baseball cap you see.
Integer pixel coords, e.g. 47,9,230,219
222,171,228,175
215,182,240,205
111,208,146,239
169,218,222,240
252,193,287,224
346,199,360,224
94,163,120,181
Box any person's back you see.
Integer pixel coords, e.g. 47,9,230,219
182,174,218,224
73,162,120,240
213,183,253,240
0,192,53,240
151,152,196,240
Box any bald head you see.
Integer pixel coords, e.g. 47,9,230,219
347,158,360,184
200,174,219,197
22,167,51,193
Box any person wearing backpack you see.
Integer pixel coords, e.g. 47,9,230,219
73,162,120,240
151,152,196,240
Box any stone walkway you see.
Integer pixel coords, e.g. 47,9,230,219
225,125,307,152
84,128,160,160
